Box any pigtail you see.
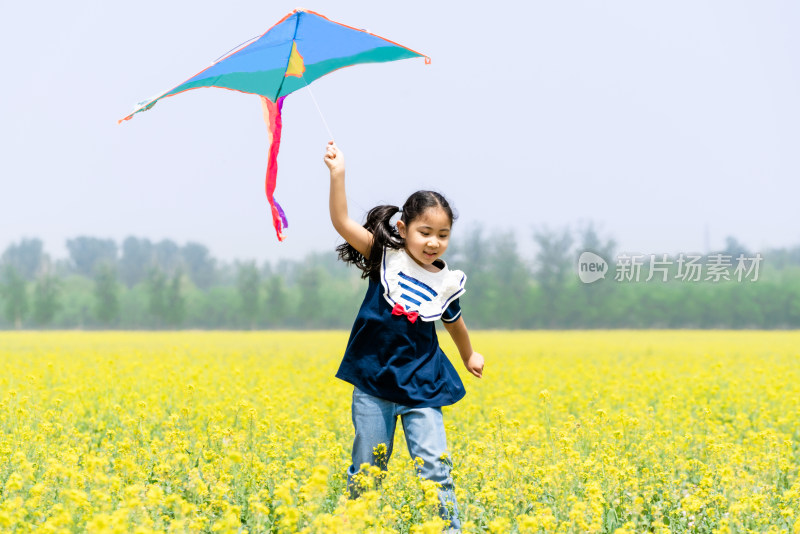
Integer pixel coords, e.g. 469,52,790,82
336,205,404,280
337,191,455,281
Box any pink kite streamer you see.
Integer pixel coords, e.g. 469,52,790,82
261,96,289,241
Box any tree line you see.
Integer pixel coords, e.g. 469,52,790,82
2,227,800,330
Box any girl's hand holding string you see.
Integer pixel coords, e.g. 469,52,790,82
324,141,344,175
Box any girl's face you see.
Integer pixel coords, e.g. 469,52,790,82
396,206,451,271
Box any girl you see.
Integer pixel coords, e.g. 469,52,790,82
324,141,484,531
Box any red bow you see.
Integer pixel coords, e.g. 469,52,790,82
392,303,419,323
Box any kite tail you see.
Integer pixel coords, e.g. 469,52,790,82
261,95,289,240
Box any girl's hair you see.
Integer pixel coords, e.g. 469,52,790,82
337,190,456,281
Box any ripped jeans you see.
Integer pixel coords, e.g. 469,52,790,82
346,387,460,530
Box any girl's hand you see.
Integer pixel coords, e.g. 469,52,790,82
324,141,344,174
465,352,484,378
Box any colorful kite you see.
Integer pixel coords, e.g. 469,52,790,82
120,9,429,240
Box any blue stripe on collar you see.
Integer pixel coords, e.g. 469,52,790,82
397,271,438,297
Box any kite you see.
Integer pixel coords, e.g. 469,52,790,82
120,9,429,240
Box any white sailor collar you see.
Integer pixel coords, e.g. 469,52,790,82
380,247,466,322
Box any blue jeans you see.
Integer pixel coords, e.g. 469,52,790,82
347,387,460,530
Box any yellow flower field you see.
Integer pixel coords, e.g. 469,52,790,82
1,331,799,533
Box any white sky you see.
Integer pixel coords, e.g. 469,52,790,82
1,1,798,262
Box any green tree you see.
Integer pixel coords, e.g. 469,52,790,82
66,237,117,278
264,274,290,327
94,263,120,326
765,245,800,270
32,272,61,326
1,264,28,329
236,261,260,329
120,237,153,287
486,232,532,328
164,270,185,327
145,267,167,327
154,239,181,274
297,266,324,327
450,226,492,326
532,226,574,327
719,235,751,259
2,238,44,280
575,223,617,327
181,242,216,289
145,267,185,328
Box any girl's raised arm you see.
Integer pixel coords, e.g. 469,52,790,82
325,142,373,258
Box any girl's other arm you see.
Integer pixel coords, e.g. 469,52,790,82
325,141,372,257
443,317,484,378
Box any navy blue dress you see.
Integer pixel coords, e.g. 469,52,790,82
336,249,467,408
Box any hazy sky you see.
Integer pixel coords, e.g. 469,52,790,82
1,1,798,262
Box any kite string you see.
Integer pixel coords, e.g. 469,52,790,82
302,74,335,141
296,75,371,214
